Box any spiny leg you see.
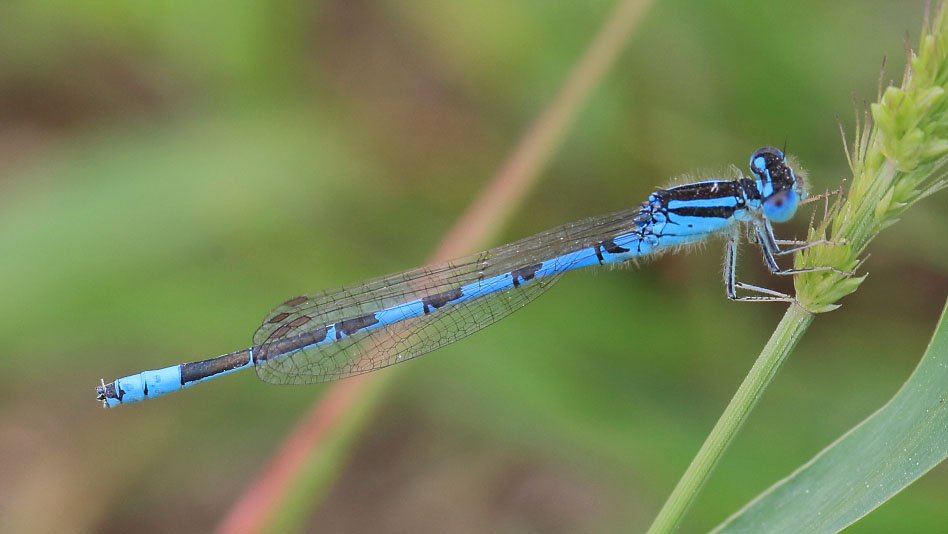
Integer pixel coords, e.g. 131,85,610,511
724,231,795,303
756,220,851,276
773,239,846,255
798,183,844,207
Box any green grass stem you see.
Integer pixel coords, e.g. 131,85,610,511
648,4,948,532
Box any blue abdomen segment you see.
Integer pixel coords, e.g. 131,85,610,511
98,212,714,406
99,349,253,407
97,172,771,407
253,232,654,366
99,226,660,406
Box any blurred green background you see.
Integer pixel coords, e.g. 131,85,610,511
2,1,946,532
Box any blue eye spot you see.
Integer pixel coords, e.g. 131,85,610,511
752,156,767,173
763,189,798,223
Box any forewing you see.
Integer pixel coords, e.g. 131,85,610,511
253,205,647,384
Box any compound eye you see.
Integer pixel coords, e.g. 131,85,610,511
763,188,798,223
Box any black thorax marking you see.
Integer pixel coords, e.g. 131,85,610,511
652,181,746,222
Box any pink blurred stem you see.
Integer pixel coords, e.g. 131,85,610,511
217,1,651,532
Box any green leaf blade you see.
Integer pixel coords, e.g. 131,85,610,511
712,299,948,534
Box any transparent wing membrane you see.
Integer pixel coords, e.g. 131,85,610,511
96,147,826,408
252,205,648,384
254,261,568,384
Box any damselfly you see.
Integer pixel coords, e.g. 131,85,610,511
97,147,842,407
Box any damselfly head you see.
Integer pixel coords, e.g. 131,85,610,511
749,147,806,223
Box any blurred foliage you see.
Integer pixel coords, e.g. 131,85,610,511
0,1,946,533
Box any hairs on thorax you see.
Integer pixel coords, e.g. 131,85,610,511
660,164,745,190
